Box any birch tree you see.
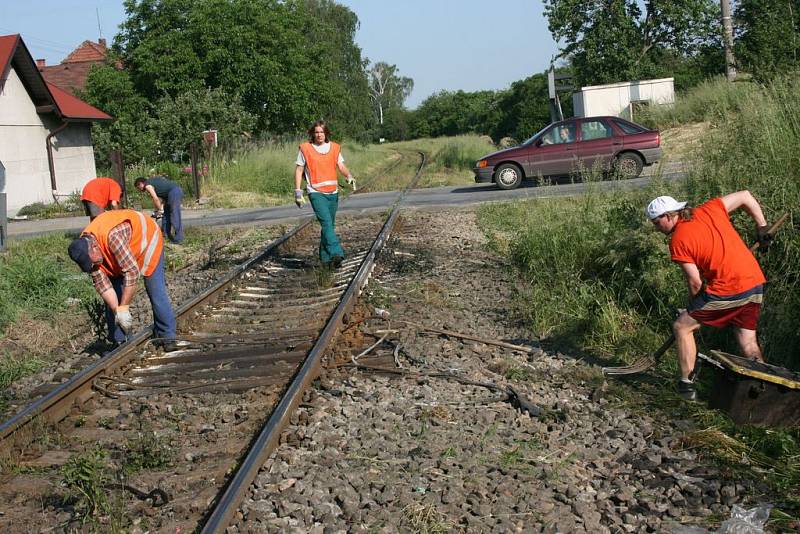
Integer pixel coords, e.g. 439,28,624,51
368,62,413,125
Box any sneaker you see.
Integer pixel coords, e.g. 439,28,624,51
677,379,698,401
331,255,344,269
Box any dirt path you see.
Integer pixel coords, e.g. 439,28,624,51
231,208,771,533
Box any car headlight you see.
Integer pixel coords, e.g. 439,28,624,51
477,160,488,168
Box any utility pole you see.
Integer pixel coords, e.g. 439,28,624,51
720,0,737,81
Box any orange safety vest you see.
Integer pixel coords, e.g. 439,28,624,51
80,177,122,208
299,141,341,193
83,209,163,278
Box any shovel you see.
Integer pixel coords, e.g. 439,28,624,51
602,213,789,376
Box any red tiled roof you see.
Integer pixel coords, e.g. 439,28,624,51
63,40,107,64
40,61,96,93
0,34,20,80
0,33,112,122
46,82,112,121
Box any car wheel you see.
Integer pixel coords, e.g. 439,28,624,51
495,163,523,190
614,152,644,178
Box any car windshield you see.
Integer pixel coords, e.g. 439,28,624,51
521,125,552,145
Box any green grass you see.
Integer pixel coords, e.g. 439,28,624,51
0,353,47,390
200,139,397,207
388,135,496,187
0,234,96,334
637,75,759,128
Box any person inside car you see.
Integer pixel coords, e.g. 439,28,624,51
558,125,575,143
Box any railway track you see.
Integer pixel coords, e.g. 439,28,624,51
0,152,425,532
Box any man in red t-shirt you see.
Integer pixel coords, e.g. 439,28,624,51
645,190,772,400
81,177,123,220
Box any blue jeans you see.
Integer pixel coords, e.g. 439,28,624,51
162,187,184,243
105,250,177,344
309,192,344,264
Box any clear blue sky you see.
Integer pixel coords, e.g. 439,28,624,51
1,0,558,108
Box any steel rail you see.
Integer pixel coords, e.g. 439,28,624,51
200,151,426,533
0,220,313,444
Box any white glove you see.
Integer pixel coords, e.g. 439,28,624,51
295,189,306,208
346,175,357,191
152,209,164,220
115,305,134,334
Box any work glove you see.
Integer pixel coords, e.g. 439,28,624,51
115,305,134,334
151,209,164,220
294,189,306,208
756,224,773,251
346,175,357,191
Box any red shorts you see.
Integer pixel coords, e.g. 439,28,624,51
689,302,761,330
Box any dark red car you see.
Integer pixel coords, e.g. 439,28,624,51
474,116,662,189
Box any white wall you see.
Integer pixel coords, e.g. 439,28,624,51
572,78,675,119
0,66,97,215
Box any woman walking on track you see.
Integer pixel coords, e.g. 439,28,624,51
294,120,356,268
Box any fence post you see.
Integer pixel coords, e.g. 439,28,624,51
0,192,6,252
190,142,201,201
109,149,127,208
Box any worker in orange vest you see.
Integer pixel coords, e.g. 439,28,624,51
80,177,122,220
67,209,181,352
294,120,356,268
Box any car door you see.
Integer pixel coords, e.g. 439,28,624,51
530,121,578,177
577,119,616,173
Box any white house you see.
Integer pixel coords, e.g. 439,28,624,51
572,77,674,121
0,34,112,216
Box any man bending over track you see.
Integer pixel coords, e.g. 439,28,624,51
646,191,772,401
68,209,181,352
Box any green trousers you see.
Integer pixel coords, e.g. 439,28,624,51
309,192,344,264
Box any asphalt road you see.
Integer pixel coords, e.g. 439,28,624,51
6,163,686,240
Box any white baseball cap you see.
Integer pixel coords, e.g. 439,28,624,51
645,196,687,220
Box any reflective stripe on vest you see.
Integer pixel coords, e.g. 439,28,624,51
83,209,163,278
136,211,161,275
300,142,340,194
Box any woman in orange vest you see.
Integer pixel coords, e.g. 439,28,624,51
294,120,356,268
67,209,181,351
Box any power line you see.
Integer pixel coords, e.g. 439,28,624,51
0,26,75,51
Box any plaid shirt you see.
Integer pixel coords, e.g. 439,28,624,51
90,222,141,294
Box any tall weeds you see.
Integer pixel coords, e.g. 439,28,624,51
480,71,800,370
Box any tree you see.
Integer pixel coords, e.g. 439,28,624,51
150,88,256,159
367,62,413,125
79,63,156,165
493,74,553,142
543,0,720,85
736,0,800,80
409,90,502,138
115,0,373,136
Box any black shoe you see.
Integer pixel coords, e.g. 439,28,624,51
162,339,191,352
677,379,698,401
331,255,344,269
